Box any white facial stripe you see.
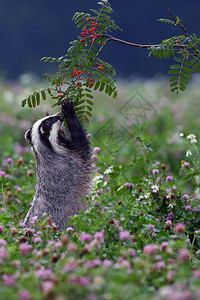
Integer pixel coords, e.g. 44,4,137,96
31,115,51,151
49,122,66,155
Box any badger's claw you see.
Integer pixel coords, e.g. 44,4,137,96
61,99,76,120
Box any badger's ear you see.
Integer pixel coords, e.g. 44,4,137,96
25,128,32,144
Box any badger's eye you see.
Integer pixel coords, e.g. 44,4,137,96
40,126,50,137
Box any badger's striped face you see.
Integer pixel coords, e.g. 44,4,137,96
25,113,64,154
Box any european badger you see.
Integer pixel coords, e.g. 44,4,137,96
24,100,91,231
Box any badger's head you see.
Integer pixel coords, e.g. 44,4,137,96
25,112,66,156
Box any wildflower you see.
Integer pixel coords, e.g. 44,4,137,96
178,248,190,262
119,231,131,240
41,281,55,294
14,185,22,192
181,160,190,168
18,290,31,300
166,193,171,199
0,171,6,178
166,220,172,226
93,174,103,184
186,133,197,143
104,166,113,174
148,224,155,232
103,259,112,267
193,270,200,278
156,261,165,270
117,184,124,191
67,242,77,252
160,241,168,251
93,147,100,153
33,237,42,243
91,154,98,161
6,157,13,164
77,276,91,286
0,225,4,233
10,227,18,235
66,227,74,232
31,216,38,225
124,182,133,188
19,243,32,255
185,205,191,211
0,239,7,246
151,184,159,193
94,276,104,286
186,149,192,157
0,247,8,259
168,212,174,219
2,274,17,286
166,176,173,182
80,233,92,242
143,244,158,256
175,222,185,234
152,169,159,175
156,177,163,183
144,192,150,199
85,258,101,268
94,231,104,243
27,169,34,176
183,194,189,202
179,133,184,137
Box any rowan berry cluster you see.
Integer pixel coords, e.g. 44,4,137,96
79,17,100,44
71,69,84,78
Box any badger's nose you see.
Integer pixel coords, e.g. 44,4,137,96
53,111,63,121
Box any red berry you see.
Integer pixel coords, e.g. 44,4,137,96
176,40,179,43
96,63,98,66
86,18,89,22
91,17,94,21
92,82,94,85
76,82,79,87
89,83,91,86
89,78,92,81
57,94,62,98
88,72,91,76
100,67,104,71
99,64,102,67
60,81,63,85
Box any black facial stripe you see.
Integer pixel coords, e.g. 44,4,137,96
40,116,61,134
38,116,61,151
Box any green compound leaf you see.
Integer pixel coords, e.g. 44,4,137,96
41,90,46,100
31,95,36,108
21,99,27,107
36,93,40,106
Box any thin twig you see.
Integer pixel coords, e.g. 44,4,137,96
168,9,189,37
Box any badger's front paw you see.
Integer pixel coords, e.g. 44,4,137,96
61,99,76,119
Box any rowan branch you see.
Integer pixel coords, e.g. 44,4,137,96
168,8,189,37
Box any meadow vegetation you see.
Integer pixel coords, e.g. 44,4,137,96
1,77,200,299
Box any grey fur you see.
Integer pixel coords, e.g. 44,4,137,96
24,101,91,231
